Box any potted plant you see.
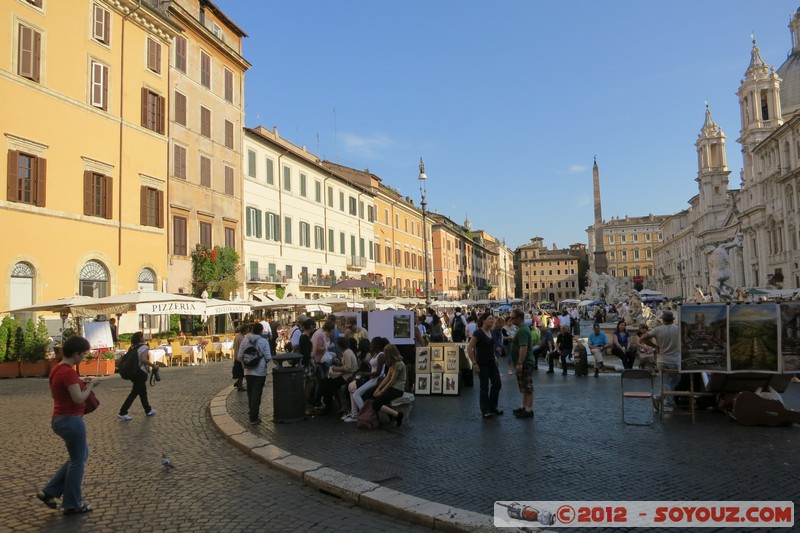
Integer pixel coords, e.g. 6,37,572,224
81,349,116,376
19,317,51,377
0,316,20,378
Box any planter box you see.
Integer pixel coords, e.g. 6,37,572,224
19,360,50,378
0,361,20,379
80,359,116,376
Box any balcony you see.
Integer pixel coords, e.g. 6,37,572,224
299,274,337,287
347,255,367,269
246,267,287,284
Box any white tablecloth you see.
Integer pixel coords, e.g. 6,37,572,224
148,349,166,364
180,345,204,364
211,341,233,351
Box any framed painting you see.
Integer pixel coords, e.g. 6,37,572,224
680,304,729,372
779,302,800,373
416,347,430,373
431,372,443,394
415,374,430,395
443,373,459,395
729,303,780,373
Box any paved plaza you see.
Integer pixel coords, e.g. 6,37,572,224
1,353,798,532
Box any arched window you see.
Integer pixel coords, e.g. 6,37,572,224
10,262,35,320
137,267,156,291
79,260,109,297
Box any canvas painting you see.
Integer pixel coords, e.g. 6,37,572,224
393,315,411,338
445,345,458,363
779,302,800,373
443,373,459,395
430,344,444,372
431,372,443,394
680,304,729,372
729,303,780,373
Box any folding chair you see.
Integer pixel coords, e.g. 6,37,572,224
621,369,654,425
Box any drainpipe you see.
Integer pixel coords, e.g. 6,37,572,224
118,1,144,266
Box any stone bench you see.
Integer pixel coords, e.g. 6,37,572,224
390,392,415,421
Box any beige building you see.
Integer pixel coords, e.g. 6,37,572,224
514,238,583,303
473,230,515,301
586,214,669,287
166,0,249,297
430,214,496,301
2,0,179,323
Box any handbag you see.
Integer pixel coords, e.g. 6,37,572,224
83,390,100,415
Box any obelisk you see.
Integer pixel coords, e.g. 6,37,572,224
592,157,608,274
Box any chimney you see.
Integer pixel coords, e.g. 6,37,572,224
273,126,278,136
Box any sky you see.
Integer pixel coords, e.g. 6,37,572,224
215,0,798,250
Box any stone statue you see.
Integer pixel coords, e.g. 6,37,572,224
622,292,655,327
705,230,742,302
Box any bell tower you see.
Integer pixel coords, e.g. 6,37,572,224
737,38,783,185
695,104,731,233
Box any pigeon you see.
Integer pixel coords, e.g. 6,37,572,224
161,452,175,470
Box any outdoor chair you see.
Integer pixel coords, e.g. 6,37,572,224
621,369,654,425
169,341,184,366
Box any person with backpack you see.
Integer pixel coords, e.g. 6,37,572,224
236,322,272,425
118,331,156,421
451,307,468,342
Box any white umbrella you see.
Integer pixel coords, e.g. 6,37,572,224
638,289,663,296
4,295,98,314
251,296,313,309
560,298,580,304
71,289,206,317
305,304,333,314
204,298,252,316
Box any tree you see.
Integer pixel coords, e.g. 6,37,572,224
191,245,240,298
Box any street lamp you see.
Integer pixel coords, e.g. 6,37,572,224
418,158,431,305
677,262,686,299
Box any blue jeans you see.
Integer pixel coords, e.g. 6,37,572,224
477,360,501,414
45,415,89,509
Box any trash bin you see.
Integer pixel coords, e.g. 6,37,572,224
272,353,305,422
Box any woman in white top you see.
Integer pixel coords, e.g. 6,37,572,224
343,337,388,422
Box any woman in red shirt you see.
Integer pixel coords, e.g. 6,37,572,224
37,335,99,514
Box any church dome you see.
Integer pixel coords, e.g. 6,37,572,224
777,52,800,116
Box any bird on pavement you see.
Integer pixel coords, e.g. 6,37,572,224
161,452,175,470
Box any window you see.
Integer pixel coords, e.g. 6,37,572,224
26,0,43,7
224,120,234,148
224,226,235,249
266,158,274,184
375,244,381,263
173,144,186,179
93,4,111,44
174,91,186,125
299,222,310,247
140,88,165,133
300,173,307,197
359,201,364,219
314,225,325,250
146,38,161,74
6,151,46,206
79,260,109,298
315,180,322,203
247,150,256,178
200,106,211,138
339,192,344,211
245,207,261,237
173,216,187,255
17,24,41,82
284,216,292,244
224,68,233,103
200,51,211,88
212,22,223,40
368,205,374,222
384,209,389,224
349,196,357,215
174,35,187,73
265,212,280,241
368,240,374,260
200,155,211,187
360,238,365,257
395,214,399,228
285,265,293,279
385,247,391,264
199,221,212,247
327,186,334,207
83,171,112,219
328,229,334,252
283,166,291,191
90,61,108,110
140,186,163,228
341,232,346,254
224,165,234,195
405,251,410,267
395,248,401,266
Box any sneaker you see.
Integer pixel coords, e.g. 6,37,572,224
492,409,504,416
482,412,494,418
250,419,262,426
545,370,554,374
512,407,526,415
118,414,133,421
515,410,534,419
146,409,157,417
342,415,357,423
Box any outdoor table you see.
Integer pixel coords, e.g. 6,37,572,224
148,348,166,364
180,344,204,365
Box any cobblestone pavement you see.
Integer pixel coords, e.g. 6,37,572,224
228,352,800,533
0,365,425,532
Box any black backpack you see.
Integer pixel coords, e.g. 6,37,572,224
241,345,262,367
451,316,466,342
117,344,143,380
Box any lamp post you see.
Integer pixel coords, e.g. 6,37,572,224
677,262,686,299
418,158,431,305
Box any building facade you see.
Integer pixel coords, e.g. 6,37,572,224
429,214,496,301
514,238,581,303
243,127,375,300
166,0,249,297
2,0,179,320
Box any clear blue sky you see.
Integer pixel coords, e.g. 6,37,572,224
217,1,797,250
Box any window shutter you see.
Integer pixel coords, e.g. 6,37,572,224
140,186,148,225
104,175,113,219
103,9,110,44
92,63,103,108
157,190,164,228
245,208,251,236
140,87,148,127
83,171,92,215
32,29,41,82
93,6,104,40
175,92,185,125
157,95,165,134
255,209,262,238
102,65,108,110
18,26,32,79
7,150,18,202
35,157,46,206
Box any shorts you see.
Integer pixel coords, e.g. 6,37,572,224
515,364,534,394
